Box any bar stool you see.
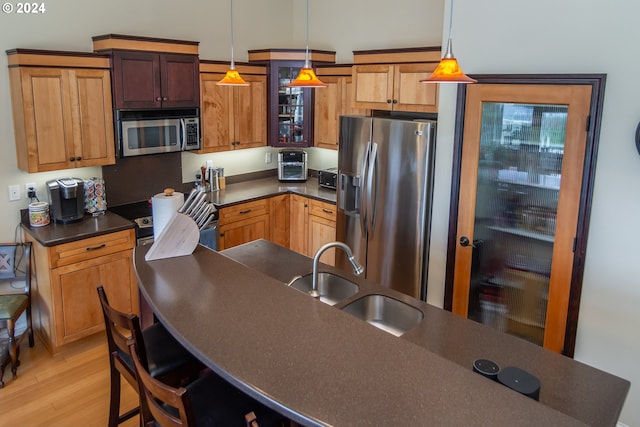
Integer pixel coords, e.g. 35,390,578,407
97,286,204,427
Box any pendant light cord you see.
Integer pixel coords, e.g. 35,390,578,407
447,0,454,41
230,0,236,69
304,0,310,68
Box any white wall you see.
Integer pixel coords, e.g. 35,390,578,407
429,0,638,424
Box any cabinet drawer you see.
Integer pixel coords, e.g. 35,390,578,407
219,199,269,224
48,229,135,268
309,199,336,221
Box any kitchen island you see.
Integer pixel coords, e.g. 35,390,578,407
134,240,629,426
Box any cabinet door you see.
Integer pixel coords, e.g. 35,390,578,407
233,74,267,150
51,250,136,345
112,51,161,109
269,60,313,148
308,214,336,266
219,215,270,250
352,64,395,110
289,195,309,255
12,67,75,172
393,63,438,113
342,75,369,117
449,81,593,354
313,76,341,150
69,69,115,167
160,53,200,109
200,72,232,152
269,195,290,248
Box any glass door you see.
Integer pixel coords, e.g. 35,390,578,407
449,79,600,354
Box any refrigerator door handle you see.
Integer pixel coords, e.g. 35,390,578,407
367,142,378,234
359,140,372,235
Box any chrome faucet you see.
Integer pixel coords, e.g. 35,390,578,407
310,242,363,298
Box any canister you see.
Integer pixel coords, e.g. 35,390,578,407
29,201,50,227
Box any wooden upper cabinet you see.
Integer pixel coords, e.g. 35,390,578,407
352,63,438,113
199,62,267,153
351,47,442,113
314,66,369,150
7,50,115,172
112,51,199,110
92,34,200,110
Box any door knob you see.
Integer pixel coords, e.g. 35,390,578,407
459,236,478,248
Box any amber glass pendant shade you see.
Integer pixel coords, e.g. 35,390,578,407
217,0,248,86
420,40,477,84
289,67,327,88
287,0,326,88
218,68,249,86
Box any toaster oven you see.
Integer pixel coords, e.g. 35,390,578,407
278,150,307,182
318,167,338,190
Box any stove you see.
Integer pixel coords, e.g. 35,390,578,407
109,201,154,245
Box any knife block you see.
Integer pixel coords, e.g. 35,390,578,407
144,212,200,261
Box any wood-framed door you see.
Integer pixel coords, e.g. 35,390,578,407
445,75,606,356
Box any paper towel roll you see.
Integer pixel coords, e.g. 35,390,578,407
152,191,184,240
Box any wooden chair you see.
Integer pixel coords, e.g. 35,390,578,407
129,341,285,427
0,242,34,388
97,285,204,427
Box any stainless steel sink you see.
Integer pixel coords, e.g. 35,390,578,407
341,294,423,336
288,272,359,305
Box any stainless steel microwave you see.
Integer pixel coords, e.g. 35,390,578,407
117,108,200,157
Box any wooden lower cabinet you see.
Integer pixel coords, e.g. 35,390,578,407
218,199,270,250
25,229,137,354
269,194,290,248
289,195,337,265
308,199,337,266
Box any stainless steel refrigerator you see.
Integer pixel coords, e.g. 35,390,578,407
336,115,436,300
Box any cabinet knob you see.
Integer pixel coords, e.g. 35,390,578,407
76,156,81,161
163,97,168,101
69,157,75,161
392,99,398,104
156,97,161,101
386,99,392,104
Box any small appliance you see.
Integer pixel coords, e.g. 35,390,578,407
318,167,338,190
278,149,307,182
47,178,85,224
117,108,200,157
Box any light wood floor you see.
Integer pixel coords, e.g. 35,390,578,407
0,332,139,427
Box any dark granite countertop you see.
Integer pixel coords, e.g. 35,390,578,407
19,176,332,247
20,211,134,247
134,240,629,426
205,176,337,208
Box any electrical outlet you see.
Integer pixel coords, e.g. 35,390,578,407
265,152,272,164
25,182,36,199
8,185,20,201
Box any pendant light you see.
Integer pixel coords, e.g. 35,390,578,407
287,0,326,88
218,0,249,86
420,0,476,84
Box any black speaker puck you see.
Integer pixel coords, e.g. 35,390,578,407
472,358,500,380
497,366,541,400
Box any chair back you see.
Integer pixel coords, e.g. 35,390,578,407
129,342,196,427
0,242,32,296
97,285,147,388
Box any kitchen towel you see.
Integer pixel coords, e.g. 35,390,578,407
151,191,184,240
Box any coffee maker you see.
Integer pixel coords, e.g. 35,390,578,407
47,178,85,224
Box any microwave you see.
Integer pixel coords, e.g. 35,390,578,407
117,108,200,157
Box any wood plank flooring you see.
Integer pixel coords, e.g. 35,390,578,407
0,332,139,427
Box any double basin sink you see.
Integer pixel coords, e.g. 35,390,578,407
288,272,423,337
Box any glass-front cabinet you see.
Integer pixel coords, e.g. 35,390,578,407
248,49,336,148
447,76,605,356
272,61,312,147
